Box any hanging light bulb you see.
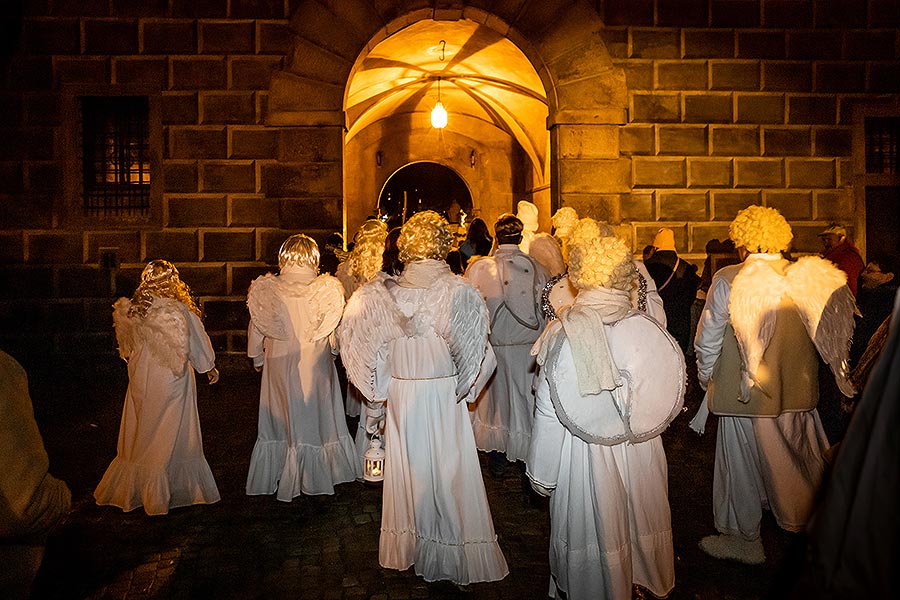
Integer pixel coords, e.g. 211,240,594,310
431,41,448,129
431,75,447,129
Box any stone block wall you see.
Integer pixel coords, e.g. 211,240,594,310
601,0,900,260
1,0,899,363
0,1,312,361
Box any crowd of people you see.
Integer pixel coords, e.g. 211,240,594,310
4,201,897,599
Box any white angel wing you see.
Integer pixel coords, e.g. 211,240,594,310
338,279,406,402
302,275,345,342
440,279,490,400
247,274,290,341
112,297,136,360
729,259,788,398
786,256,857,397
139,298,190,375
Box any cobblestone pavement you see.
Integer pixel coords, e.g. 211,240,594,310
25,356,804,600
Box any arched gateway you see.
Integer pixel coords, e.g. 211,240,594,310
266,1,628,241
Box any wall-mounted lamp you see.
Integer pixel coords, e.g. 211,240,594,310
376,150,383,167
470,150,476,168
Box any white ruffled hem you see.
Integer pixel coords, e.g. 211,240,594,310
505,431,532,463
245,435,361,499
379,528,509,585
471,420,508,453
94,456,220,516
548,528,674,600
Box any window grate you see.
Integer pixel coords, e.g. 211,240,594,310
865,117,899,175
80,96,151,216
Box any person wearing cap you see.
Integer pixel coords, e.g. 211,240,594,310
466,213,549,475
819,223,864,297
694,205,856,565
645,227,700,354
527,226,684,600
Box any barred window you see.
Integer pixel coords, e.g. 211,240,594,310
865,117,899,175
80,96,151,216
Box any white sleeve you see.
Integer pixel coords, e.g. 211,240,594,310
186,311,216,374
694,273,731,387
247,321,265,367
526,370,565,493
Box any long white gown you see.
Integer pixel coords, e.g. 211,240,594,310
95,297,220,516
527,290,682,600
245,267,360,499
340,260,509,584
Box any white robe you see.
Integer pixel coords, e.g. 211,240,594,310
94,297,220,516
527,298,677,600
246,268,360,499
339,260,509,584
695,255,830,538
466,245,548,461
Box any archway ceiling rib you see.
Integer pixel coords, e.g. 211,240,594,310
345,19,549,176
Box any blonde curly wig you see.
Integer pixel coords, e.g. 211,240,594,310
278,234,320,271
568,225,636,291
551,206,578,238
130,260,201,318
397,210,453,263
729,205,793,254
347,219,388,281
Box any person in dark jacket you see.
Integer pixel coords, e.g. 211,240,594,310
645,228,700,354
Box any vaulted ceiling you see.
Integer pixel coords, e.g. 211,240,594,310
344,18,549,177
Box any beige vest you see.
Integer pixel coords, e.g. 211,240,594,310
708,295,820,417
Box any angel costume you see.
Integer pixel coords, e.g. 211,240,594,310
528,288,684,600
541,261,666,325
245,266,360,499
695,254,855,552
94,297,220,516
339,259,508,584
466,244,548,461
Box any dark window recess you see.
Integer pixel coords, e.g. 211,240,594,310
80,96,151,216
865,117,899,175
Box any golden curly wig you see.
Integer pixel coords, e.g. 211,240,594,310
347,219,389,281
729,205,793,254
129,260,201,318
278,233,320,271
397,210,453,263
567,225,636,291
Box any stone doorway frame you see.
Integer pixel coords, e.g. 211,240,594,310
267,1,628,241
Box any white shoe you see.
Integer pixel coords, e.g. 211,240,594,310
699,534,765,565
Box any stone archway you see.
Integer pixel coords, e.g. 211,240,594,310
267,1,628,240
378,161,473,229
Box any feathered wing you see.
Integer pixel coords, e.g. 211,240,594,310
729,259,788,399
246,273,290,341
441,280,490,399
338,280,406,402
786,256,857,397
112,297,136,360
139,298,190,375
302,275,345,342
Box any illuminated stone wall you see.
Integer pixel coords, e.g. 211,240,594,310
599,0,899,258
1,0,898,362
